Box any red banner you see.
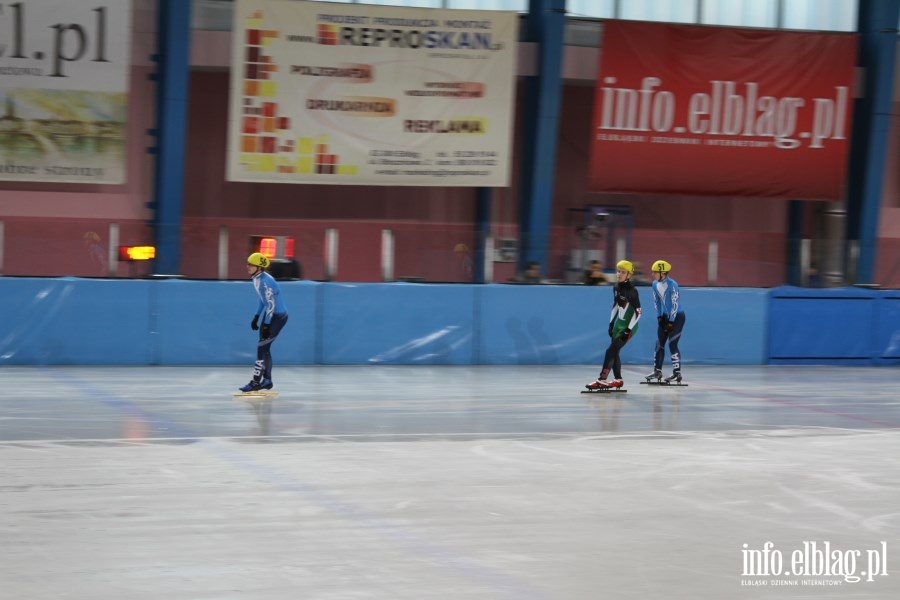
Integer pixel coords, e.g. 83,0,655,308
588,21,857,199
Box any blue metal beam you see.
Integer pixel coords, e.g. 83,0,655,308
846,0,899,284
518,0,566,276
152,0,192,275
786,200,803,286
475,187,491,283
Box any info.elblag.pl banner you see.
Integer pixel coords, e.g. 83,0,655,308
589,20,856,200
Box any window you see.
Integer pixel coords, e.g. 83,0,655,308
702,0,777,28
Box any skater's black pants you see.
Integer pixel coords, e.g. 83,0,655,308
654,312,686,371
601,335,630,380
254,312,288,382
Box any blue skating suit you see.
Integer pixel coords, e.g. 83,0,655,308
251,271,289,384
650,276,685,373
253,271,287,325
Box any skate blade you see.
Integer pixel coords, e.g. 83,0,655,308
639,380,688,386
581,388,627,394
233,390,279,398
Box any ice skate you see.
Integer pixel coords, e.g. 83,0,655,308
582,379,627,394
235,379,279,398
239,380,262,393
663,370,686,386
645,368,662,382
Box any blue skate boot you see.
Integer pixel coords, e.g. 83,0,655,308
239,380,262,393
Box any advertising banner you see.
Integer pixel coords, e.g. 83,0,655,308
588,21,857,199
0,0,132,184
228,0,518,186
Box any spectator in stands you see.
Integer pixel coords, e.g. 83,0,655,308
806,265,824,288
83,231,107,276
583,259,609,285
514,260,545,284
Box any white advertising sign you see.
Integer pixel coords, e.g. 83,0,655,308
228,0,518,186
0,0,132,184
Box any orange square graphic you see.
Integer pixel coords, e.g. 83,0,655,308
244,80,259,96
241,135,257,152
263,117,275,133
242,115,260,134
261,137,276,153
317,24,338,45
263,102,276,117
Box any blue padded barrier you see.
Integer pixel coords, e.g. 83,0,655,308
663,287,769,366
874,289,900,364
153,279,316,365
0,278,825,367
0,278,153,365
479,284,606,365
767,286,900,365
319,282,477,364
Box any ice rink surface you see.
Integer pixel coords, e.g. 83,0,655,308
1,364,898,599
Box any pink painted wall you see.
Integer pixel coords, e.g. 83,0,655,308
2,20,899,287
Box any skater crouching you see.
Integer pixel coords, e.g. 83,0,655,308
645,259,686,384
586,260,642,390
240,252,289,393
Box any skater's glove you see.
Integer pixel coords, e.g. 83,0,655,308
251,314,260,331
657,316,668,327
619,328,632,342
665,321,674,332
607,323,614,338
260,323,271,339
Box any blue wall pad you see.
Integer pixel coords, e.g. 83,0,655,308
0,279,819,367
668,287,769,365
768,286,887,364
875,289,900,363
0,278,154,365
480,284,607,365
478,285,767,366
153,279,316,365
319,283,477,364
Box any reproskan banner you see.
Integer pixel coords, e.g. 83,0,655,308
0,0,132,184
228,0,518,186
588,21,857,199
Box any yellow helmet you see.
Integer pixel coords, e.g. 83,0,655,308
247,252,270,268
616,260,634,274
651,259,672,273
